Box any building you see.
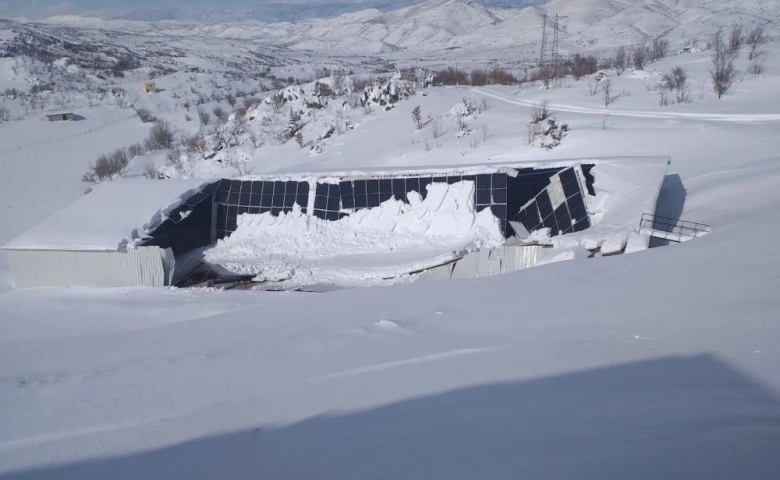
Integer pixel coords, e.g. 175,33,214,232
141,82,156,94
46,113,75,122
2,158,670,289
2,179,207,288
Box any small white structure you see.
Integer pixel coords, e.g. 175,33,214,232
3,179,207,289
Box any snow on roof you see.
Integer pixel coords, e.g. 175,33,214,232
552,156,670,251
3,178,210,252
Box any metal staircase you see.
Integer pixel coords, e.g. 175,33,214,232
639,213,711,243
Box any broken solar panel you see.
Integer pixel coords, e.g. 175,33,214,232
214,179,309,239
512,166,591,236
311,173,511,232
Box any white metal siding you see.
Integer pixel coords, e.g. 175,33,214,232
5,247,172,288
417,245,544,283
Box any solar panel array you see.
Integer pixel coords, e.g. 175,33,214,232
213,179,310,239
512,167,590,236
308,173,511,231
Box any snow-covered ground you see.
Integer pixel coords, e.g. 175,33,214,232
1,10,780,479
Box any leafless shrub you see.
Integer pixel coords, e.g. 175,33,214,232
711,29,738,99
651,38,670,61
526,121,543,145
633,45,649,70
143,163,161,179
412,105,423,130
469,137,480,149
82,148,129,184
433,66,468,86
572,54,599,80
602,78,614,107
225,93,236,107
248,132,265,149
166,146,185,175
675,87,691,104
127,142,147,158
243,97,260,110
0,106,8,122
313,82,334,97
587,80,600,96
213,106,227,123
430,116,443,139
746,25,767,60
182,133,206,156
481,123,489,141
145,121,175,150
614,46,628,75
487,67,516,85
455,112,468,133
477,98,489,114
271,91,285,113
363,102,373,115
134,107,156,123
470,68,488,87
662,66,688,91
530,99,550,123
728,24,743,54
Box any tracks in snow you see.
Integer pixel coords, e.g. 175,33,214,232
473,88,780,123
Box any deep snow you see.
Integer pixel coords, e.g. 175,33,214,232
1,17,780,480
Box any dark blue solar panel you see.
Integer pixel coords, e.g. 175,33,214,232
554,204,571,234
283,195,296,208
476,189,491,205
526,205,541,231
239,191,251,205
392,178,405,194
260,193,273,208
314,195,327,210
215,189,229,203
354,191,367,208
367,193,380,207
542,212,557,232
327,196,340,211
418,178,432,197
492,188,507,204
492,173,507,188
432,176,446,183
286,181,298,196
229,179,241,192
251,181,263,194
379,179,392,194
227,191,239,205
406,177,420,193
476,174,491,190
537,191,553,219
367,179,380,194
447,175,462,184
237,205,249,215
273,181,285,195
574,218,590,232
462,175,476,185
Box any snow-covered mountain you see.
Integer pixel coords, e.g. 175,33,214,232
36,0,780,59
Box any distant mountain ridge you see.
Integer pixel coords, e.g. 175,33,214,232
6,0,776,63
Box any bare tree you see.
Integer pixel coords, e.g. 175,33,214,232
213,106,227,123
662,66,688,91
614,47,628,75
728,24,743,54
225,93,236,108
530,99,550,123
294,131,304,148
633,45,649,70
651,38,670,61
602,78,614,107
134,107,156,123
746,25,767,60
197,109,211,126
711,29,738,99
412,105,423,130
145,121,175,150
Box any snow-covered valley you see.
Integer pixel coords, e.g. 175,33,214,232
1,1,780,477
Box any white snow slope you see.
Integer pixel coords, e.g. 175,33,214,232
1,28,780,480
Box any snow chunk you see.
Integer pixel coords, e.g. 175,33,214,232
205,181,504,285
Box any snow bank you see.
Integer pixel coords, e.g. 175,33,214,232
205,181,504,285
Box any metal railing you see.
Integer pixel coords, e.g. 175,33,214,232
639,213,712,243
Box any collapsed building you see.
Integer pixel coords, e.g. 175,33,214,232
2,157,672,289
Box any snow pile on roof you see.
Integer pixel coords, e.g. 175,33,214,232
204,180,504,286
2,178,209,252
553,157,669,254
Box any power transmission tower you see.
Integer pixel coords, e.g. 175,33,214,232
539,14,567,77
539,13,548,66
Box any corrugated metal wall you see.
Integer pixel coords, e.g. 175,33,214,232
416,245,544,283
5,247,172,288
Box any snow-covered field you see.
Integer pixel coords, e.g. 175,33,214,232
1,4,780,478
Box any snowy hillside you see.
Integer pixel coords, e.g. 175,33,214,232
37,0,780,60
1,1,780,478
